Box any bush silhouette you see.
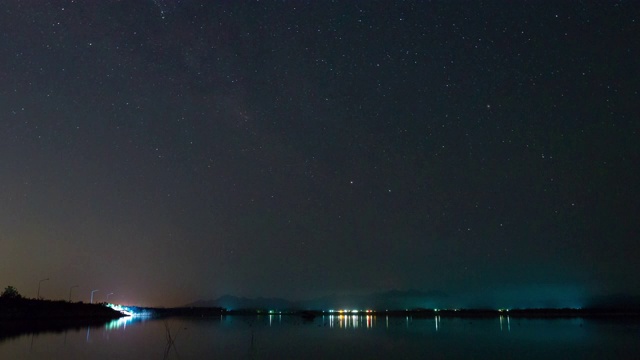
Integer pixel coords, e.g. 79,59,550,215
1,286,22,299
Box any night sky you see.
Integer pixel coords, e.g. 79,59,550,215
1,1,638,307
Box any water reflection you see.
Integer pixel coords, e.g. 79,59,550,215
323,314,377,329
499,315,511,332
105,315,148,331
309,313,589,335
320,315,381,329
323,314,447,330
1,312,592,342
267,314,282,327
2,316,639,360
84,316,151,343
0,318,115,343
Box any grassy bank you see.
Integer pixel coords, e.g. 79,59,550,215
0,297,124,320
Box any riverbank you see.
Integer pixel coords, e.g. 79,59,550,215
0,297,124,321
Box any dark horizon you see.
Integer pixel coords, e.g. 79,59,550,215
1,1,638,308
5,285,640,314
4,282,639,312
184,289,640,313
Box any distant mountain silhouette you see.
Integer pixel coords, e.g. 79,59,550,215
185,290,449,310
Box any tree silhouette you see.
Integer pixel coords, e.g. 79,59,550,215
1,285,22,299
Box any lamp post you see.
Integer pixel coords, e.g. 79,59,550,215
69,285,79,302
37,278,50,299
90,289,99,304
106,292,114,303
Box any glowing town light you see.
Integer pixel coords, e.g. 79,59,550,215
106,303,151,317
107,303,134,316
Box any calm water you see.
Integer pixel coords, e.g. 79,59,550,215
1,315,639,359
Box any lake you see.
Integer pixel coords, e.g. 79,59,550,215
1,314,639,359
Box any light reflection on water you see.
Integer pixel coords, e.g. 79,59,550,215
499,315,511,332
104,315,149,331
317,314,511,333
322,314,377,329
1,315,639,359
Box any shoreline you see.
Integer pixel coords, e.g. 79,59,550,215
0,298,124,321
3,297,640,321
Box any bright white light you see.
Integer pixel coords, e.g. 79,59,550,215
106,303,151,317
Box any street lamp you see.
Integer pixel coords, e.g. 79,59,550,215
106,292,114,303
90,289,99,304
37,278,50,299
69,285,79,302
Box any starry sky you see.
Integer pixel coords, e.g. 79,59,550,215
1,1,638,307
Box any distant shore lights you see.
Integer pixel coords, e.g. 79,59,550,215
326,309,374,314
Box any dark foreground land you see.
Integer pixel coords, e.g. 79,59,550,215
0,298,123,320
0,297,125,340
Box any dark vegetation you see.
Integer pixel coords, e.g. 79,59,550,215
0,285,125,341
0,297,123,320
0,285,123,321
0,298,123,321
1,286,20,300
